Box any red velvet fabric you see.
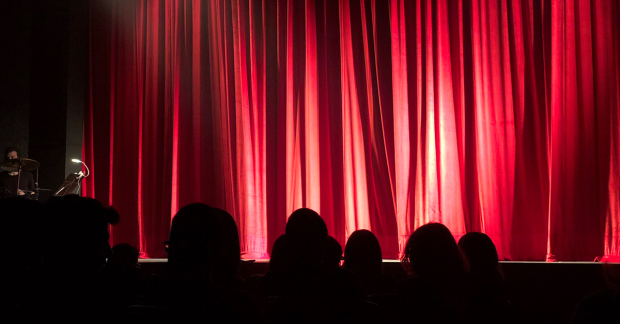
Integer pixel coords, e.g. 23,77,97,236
84,0,620,260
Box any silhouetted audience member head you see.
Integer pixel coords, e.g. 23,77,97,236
322,236,343,268
285,208,327,266
164,204,262,322
44,194,119,278
344,229,383,276
168,203,221,275
168,203,243,286
268,234,290,272
458,232,501,277
458,233,512,323
343,229,399,296
402,223,464,283
103,243,141,311
108,243,140,272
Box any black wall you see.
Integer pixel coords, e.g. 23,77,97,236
0,1,31,158
29,0,88,190
0,0,88,190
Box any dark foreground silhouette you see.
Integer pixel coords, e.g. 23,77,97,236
1,195,616,323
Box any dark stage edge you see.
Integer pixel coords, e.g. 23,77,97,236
137,259,620,323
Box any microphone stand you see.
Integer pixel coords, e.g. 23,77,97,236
16,164,21,197
75,160,90,197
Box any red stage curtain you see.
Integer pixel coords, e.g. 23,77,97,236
84,0,620,260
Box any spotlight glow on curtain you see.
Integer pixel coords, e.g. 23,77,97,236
84,0,620,260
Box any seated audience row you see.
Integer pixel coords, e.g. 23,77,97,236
2,195,617,323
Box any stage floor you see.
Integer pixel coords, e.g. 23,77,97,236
139,258,614,264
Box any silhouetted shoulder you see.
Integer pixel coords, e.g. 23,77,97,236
574,289,620,323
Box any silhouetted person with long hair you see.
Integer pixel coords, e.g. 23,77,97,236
344,229,398,296
459,232,512,323
458,232,503,281
167,204,220,275
269,234,291,273
264,208,328,306
399,223,467,323
155,203,261,323
259,234,290,300
285,208,328,267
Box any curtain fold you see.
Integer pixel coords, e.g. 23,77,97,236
85,0,620,260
